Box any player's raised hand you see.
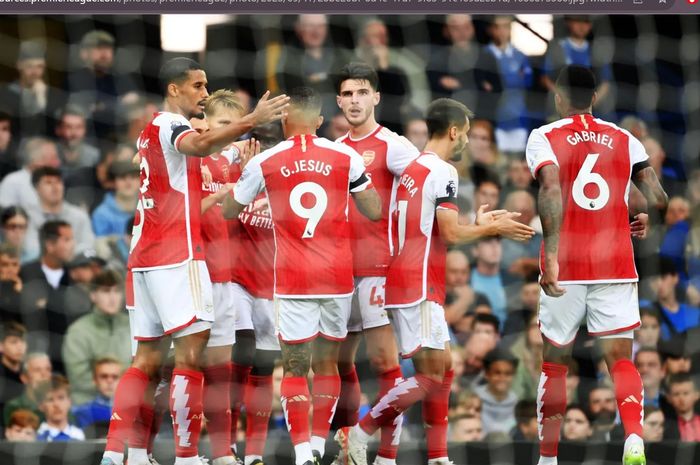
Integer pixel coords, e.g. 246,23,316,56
251,91,290,125
630,213,648,239
492,213,536,242
239,137,260,171
540,261,566,297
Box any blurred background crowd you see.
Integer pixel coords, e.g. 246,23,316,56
0,13,698,448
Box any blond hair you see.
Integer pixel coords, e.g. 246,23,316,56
205,89,244,117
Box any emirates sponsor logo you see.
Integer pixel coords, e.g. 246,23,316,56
362,150,376,166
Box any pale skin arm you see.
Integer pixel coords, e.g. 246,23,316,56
201,183,234,215
178,92,289,157
536,164,565,297
435,205,535,246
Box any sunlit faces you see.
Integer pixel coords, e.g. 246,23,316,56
94,362,121,398
445,14,474,45
484,360,516,397
337,79,380,128
40,388,71,425
91,285,123,316
171,69,209,120
562,406,592,441
642,409,664,442
588,386,616,415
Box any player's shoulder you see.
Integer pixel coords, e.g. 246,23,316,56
376,127,420,153
249,139,295,168
152,111,189,128
419,153,457,178
593,117,636,141
532,117,575,136
335,132,350,144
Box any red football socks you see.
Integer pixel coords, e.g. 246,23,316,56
360,374,439,436
611,359,644,438
105,367,149,453
204,363,232,459
229,362,252,447
170,369,205,459
537,362,568,458
244,374,274,457
281,376,312,446
334,367,362,428
130,402,154,450
311,374,341,443
377,366,404,460
424,369,453,460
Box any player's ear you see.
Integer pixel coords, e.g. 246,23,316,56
591,92,597,108
373,91,381,106
167,82,179,99
316,115,324,130
336,95,342,108
449,125,458,141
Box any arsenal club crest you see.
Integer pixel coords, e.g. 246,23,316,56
221,163,230,181
362,150,376,166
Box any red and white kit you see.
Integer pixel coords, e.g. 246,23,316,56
201,149,237,347
128,112,214,340
526,113,649,345
385,152,457,357
231,192,278,350
338,126,419,331
233,134,371,343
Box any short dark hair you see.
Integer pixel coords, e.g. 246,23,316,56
1,206,28,226
335,62,379,94
31,166,62,187
658,257,678,277
39,220,71,248
472,313,500,333
0,110,11,124
91,269,122,291
556,65,597,110
288,86,322,115
514,399,537,424
425,98,474,139
667,372,695,390
2,321,26,341
565,403,594,423
483,347,518,371
159,57,204,94
634,346,661,364
639,306,661,324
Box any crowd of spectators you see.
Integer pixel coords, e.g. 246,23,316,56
0,14,698,451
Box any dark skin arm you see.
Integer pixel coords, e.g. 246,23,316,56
537,164,566,297
178,92,288,157
632,166,668,212
352,187,382,221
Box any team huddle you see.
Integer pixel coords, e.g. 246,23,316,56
99,58,667,465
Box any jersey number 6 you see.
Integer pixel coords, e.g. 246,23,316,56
572,153,610,211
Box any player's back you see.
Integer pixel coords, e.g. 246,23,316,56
387,153,459,307
338,126,419,277
129,112,205,271
527,113,648,283
254,134,363,297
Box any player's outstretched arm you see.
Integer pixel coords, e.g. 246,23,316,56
352,187,382,221
536,164,565,297
633,166,668,212
178,92,289,157
435,208,535,246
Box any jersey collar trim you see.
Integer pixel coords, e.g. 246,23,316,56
347,124,382,142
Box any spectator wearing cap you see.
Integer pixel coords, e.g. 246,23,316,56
426,15,502,122
62,270,130,405
91,160,139,239
66,30,139,141
484,15,533,153
0,41,64,138
55,105,101,175
0,137,61,214
25,166,95,258
59,249,108,322
541,16,612,108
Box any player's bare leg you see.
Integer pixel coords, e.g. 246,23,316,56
536,339,574,465
311,337,342,461
203,344,237,465
102,338,169,465
600,337,645,465
171,329,211,465
335,332,363,430
280,341,316,465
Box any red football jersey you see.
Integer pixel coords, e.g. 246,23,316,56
233,135,371,297
201,150,235,283
337,126,419,277
385,153,459,307
231,194,275,299
526,114,649,283
128,112,206,271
